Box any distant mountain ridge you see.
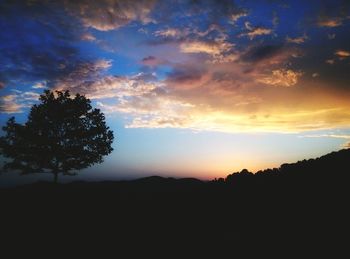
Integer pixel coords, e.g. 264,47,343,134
2,148,349,189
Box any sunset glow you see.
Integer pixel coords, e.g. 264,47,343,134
1,0,350,184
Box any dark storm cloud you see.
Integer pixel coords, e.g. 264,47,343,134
0,0,85,88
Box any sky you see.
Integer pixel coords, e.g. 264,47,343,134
1,0,350,185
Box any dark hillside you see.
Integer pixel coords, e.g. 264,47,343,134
1,149,349,256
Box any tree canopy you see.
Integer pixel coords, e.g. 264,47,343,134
0,90,114,183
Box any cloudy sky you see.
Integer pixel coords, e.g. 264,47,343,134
1,0,350,183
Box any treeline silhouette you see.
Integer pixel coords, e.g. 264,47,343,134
1,149,349,256
220,148,349,186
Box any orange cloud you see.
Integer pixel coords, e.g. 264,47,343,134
52,33,350,134
240,22,273,39
257,69,303,87
343,142,350,149
286,34,308,44
318,17,343,27
179,40,233,56
335,50,350,58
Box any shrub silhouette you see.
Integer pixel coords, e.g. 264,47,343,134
0,90,114,183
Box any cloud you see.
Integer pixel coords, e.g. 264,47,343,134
286,34,308,44
301,133,350,139
2,0,350,135
257,69,303,87
246,27,272,39
56,68,161,101
317,17,343,27
230,11,248,23
343,142,350,148
32,81,47,89
132,72,158,82
97,96,195,129
54,59,113,91
242,45,283,62
241,44,300,68
152,23,228,42
166,65,206,86
179,40,233,56
53,52,350,133
272,11,279,27
141,56,162,67
0,0,88,87
0,95,25,113
56,69,197,129
301,133,350,149
184,0,243,22
240,22,272,39
154,28,188,38
335,50,350,58
99,97,350,133
81,33,97,41
326,59,335,65
0,91,40,113
21,91,41,101
328,33,336,40
177,39,237,63
150,25,233,64
65,0,157,31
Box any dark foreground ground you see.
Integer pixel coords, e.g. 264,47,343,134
1,149,349,256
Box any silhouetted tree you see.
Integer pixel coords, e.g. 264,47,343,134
0,90,114,183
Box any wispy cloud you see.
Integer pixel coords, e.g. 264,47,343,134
32,81,48,89
230,10,248,23
326,59,335,65
141,56,166,67
286,34,308,44
81,33,97,42
0,95,25,113
301,134,350,139
317,17,343,27
154,28,188,38
335,50,350,58
301,133,350,149
0,91,40,113
240,22,272,39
